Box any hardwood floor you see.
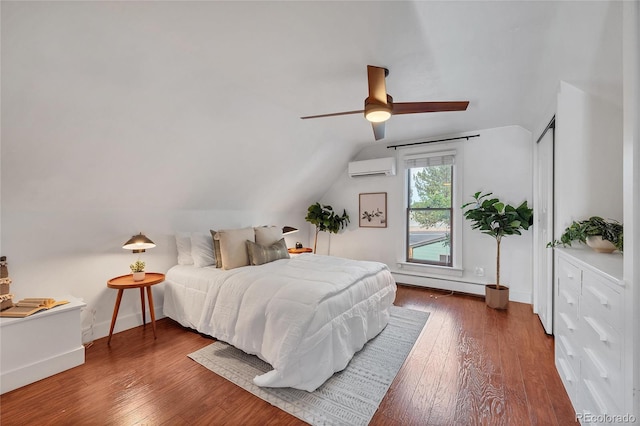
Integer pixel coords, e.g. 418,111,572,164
0,285,577,425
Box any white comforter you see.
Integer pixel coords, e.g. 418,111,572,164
165,254,396,391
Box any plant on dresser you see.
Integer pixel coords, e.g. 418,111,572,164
548,216,623,253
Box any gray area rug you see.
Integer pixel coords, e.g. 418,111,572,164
188,305,429,426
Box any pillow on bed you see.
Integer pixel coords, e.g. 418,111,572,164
254,226,283,246
191,232,216,268
216,227,255,270
246,238,290,266
209,230,223,268
175,232,194,265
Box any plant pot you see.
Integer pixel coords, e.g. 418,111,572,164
586,236,617,253
485,284,509,309
132,271,145,282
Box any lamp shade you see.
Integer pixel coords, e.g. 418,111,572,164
122,233,156,253
282,226,299,235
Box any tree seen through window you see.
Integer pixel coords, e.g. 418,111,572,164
407,164,453,265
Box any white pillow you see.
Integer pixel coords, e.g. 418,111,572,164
175,232,194,265
216,227,255,270
254,226,283,246
190,232,216,268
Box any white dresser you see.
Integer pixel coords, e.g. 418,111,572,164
554,248,630,424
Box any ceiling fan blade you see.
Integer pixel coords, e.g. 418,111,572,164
372,122,385,140
392,101,469,115
367,65,388,105
300,110,364,119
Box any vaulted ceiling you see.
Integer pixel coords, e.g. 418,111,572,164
1,1,622,214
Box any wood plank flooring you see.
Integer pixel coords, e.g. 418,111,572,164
0,285,578,425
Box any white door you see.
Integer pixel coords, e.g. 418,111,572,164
533,123,554,334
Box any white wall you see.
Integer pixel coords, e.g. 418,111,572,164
555,81,624,231
319,125,534,303
1,207,307,342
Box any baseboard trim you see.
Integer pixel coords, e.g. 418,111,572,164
93,307,165,340
392,272,532,304
1,346,85,394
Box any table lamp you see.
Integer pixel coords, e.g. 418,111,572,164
122,233,156,253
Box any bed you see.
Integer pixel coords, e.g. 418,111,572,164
163,253,396,391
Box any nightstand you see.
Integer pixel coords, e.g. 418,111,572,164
288,247,313,254
106,272,164,345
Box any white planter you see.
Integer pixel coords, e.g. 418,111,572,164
132,271,145,281
586,236,617,253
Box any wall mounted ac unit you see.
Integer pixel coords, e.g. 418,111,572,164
348,157,396,177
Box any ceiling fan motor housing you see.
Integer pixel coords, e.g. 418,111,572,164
364,94,393,123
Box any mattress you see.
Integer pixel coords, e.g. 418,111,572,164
163,254,396,391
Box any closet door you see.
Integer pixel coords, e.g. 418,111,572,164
533,120,554,334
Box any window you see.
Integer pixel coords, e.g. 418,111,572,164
405,152,455,267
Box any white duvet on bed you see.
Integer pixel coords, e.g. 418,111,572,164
163,254,396,391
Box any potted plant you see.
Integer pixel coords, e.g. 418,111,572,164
305,202,350,254
549,216,623,253
462,191,534,309
130,260,145,281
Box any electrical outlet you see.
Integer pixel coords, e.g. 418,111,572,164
474,267,485,277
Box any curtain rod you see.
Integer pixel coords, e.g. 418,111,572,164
386,134,480,150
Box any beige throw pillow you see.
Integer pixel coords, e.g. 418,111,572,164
246,238,290,266
254,226,283,246
216,227,255,270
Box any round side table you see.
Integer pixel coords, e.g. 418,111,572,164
106,272,165,345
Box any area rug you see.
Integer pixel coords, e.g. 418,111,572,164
188,305,429,426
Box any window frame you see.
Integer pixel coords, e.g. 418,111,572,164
399,146,463,276
405,163,454,266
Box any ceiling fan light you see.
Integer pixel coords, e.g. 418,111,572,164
365,109,391,123
365,97,392,123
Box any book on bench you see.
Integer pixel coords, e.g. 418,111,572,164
0,298,69,318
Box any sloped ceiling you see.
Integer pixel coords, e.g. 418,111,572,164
1,1,621,214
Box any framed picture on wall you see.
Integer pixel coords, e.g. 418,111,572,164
359,192,387,228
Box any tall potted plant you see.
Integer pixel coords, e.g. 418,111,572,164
305,202,350,254
462,191,533,309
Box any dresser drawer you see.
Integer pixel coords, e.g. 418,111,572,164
556,310,580,342
556,332,580,380
581,345,623,407
555,345,579,409
579,376,621,423
556,283,579,320
557,257,581,293
581,314,622,370
582,270,623,331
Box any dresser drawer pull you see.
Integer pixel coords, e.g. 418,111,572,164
558,335,574,357
584,316,609,342
584,379,608,415
558,358,574,382
585,286,610,306
560,289,576,305
584,348,608,379
559,313,576,331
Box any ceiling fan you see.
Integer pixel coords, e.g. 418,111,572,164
301,65,469,140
